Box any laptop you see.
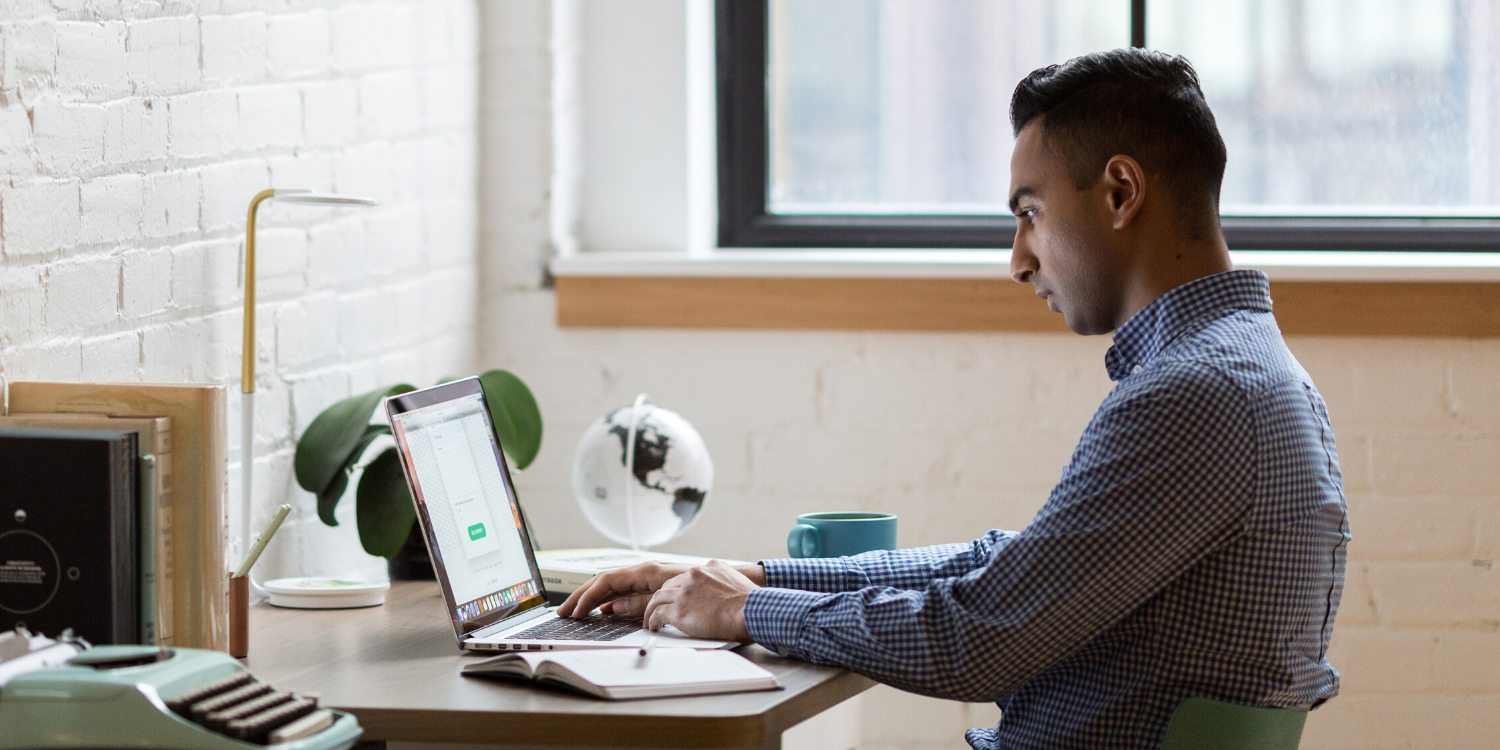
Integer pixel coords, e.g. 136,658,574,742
384,378,737,653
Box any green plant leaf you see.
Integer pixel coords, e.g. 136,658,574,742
355,448,416,558
316,473,349,527
315,424,390,526
294,383,414,518
478,369,543,470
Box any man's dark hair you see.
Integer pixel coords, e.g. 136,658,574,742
1011,48,1227,217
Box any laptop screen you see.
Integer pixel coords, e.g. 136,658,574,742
387,382,545,635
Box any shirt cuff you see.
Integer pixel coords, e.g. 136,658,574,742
744,586,827,657
760,557,852,593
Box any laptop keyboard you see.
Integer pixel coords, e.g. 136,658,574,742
513,614,643,641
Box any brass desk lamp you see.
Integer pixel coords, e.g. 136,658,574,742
241,189,377,585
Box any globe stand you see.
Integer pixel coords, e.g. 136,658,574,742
622,393,650,551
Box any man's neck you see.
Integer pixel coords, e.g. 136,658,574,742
1112,235,1234,330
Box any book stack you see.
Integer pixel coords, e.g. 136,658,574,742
0,414,171,645
2,383,227,651
0,427,139,645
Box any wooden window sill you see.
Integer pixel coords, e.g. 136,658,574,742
551,251,1500,337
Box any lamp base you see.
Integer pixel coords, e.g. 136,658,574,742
262,577,389,609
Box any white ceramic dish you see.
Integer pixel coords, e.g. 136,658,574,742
262,576,390,609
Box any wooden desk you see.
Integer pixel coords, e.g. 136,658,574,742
246,582,874,749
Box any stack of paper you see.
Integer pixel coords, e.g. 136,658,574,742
536,548,753,595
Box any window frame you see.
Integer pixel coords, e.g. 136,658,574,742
716,0,1500,252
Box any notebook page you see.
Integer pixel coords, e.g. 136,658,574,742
539,648,776,688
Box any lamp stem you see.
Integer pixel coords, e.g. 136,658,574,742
243,189,273,394
242,391,256,585
241,189,274,575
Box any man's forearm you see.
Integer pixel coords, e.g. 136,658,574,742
735,563,767,587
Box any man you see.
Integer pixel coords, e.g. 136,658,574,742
560,48,1350,749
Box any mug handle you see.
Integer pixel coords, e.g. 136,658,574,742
787,524,821,558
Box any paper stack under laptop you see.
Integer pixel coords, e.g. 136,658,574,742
462,647,780,700
535,549,753,595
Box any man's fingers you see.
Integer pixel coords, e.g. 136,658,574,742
642,589,661,628
559,575,615,617
647,600,675,632
564,568,649,617
562,563,693,618
643,587,679,631
556,580,595,617
600,592,652,616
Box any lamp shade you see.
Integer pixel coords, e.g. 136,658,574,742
271,190,379,206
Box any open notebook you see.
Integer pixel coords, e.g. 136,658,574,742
461,647,781,700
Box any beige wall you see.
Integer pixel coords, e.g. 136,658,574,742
480,2,1500,748
1290,338,1500,748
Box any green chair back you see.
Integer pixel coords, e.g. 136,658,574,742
1159,697,1307,750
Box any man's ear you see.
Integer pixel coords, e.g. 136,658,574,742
1101,155,1146,230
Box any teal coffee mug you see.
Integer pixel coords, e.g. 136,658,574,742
787,512,898,558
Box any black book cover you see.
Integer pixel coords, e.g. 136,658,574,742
0,427,138,644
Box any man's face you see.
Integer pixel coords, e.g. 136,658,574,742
1008,122,1125,336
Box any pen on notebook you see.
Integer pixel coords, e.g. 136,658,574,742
234,504,291,578
637,635,657,666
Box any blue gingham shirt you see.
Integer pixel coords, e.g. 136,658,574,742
744,270,1350,749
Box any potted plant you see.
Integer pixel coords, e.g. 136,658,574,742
293,370,543,579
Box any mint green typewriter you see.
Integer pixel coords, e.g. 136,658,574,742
0,632,362,750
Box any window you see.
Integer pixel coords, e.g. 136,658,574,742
718,0,1500,250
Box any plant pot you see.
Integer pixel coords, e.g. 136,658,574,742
386,523,435,581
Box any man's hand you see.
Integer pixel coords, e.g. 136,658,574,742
642,560,759,642
557,562,768,619
556,562,693,618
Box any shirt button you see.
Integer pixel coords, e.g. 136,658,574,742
1132,364,1143,374
775,645,789,657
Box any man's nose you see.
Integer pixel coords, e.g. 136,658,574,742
1010,233,1037,284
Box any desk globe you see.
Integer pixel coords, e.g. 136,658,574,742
571,395,713,549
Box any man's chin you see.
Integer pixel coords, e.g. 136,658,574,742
1043,293,1109,336
1060,308,1113,336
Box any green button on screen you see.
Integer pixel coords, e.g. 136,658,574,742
468,523,487,541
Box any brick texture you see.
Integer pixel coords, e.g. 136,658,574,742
0,1,479,583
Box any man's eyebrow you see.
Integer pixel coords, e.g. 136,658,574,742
1008,187,1035,215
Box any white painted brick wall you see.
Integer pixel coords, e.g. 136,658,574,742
0,1,480,584
478,3,1500,749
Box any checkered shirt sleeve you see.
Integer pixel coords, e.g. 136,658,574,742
759,529,1021,594
743,361,1256,703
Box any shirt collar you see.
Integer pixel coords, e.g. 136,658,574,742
1104,270,1272,381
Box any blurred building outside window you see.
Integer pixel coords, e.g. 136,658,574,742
768,0,1500,220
